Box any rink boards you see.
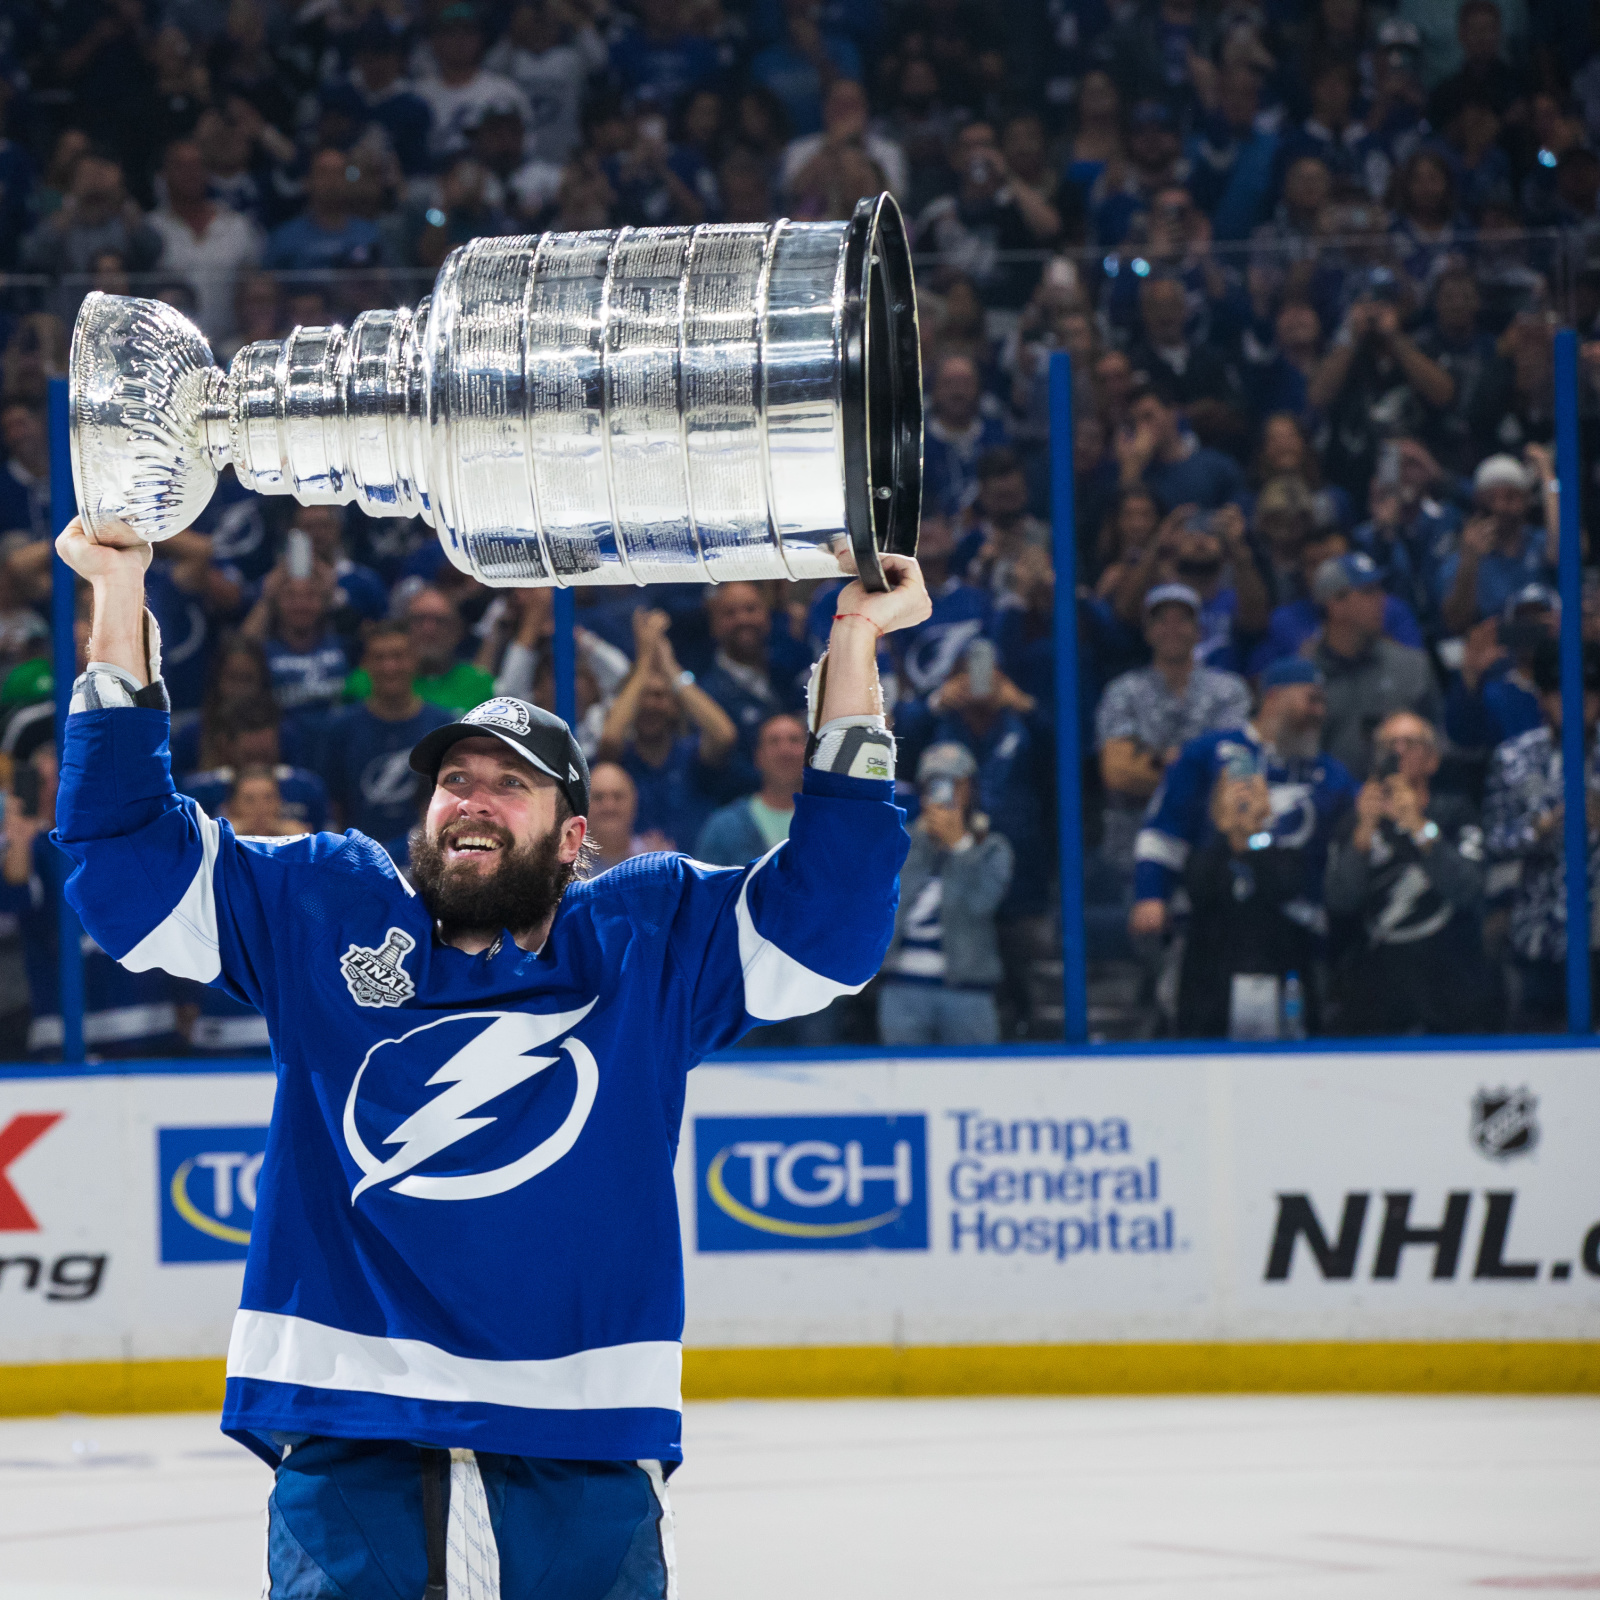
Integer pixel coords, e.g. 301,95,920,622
0,1048,1596,1413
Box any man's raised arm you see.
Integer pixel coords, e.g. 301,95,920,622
56,515,160,695
663,555,933,1056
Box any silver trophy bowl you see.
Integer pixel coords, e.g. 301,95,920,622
69,193,921,589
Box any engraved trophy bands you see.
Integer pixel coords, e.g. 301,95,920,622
69,193,921,590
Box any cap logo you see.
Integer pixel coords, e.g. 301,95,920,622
464,698,532,737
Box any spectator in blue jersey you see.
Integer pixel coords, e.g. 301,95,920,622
1278,60,1386,201
597,607,739,850
1483,640,1600,1030
610,0,722,111
1240,303,1324,426
1113,381,1246,515
878,743,1013,1046
1350,436,1463,640
178,696,328,834
1445,586,1555,754
1304,553,1442,780
0,401,49,542
262,148,382,274
1326,710,1490,1034
1186,63,1279,242
922,353,1011,518
170,636,279,779
1439,453,1558,636
749,0,862,138
1096,583,1252,871
1102,501,1270,674
1251,529,1425,675
322,623,454,844
294,504,388,627
241,569,349,735
1,746,179,1056
886,511,992,700
346,19,434,179
1411,266,1514,478
143,531,245,721
698,582,810,769
1130,657,1358,941
695,713,808,865
954,449,1051,605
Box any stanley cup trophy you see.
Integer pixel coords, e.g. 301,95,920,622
67,193,921,591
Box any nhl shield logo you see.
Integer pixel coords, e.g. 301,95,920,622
1471,1086,1539,1160
341,927,418,1008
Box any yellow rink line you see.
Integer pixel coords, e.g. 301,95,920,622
1,1343,1597,1417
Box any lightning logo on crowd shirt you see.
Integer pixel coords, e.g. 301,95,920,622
343,1002,598,1204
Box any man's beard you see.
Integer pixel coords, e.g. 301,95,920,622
1272,722,1322,762
408,820,573,944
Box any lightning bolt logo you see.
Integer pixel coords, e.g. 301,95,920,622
343,1001,598,1204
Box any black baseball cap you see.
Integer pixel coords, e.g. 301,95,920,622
410,697,590,816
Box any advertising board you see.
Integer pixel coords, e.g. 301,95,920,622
1,1052,1594,1407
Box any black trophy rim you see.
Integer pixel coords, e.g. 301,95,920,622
841,192,922,593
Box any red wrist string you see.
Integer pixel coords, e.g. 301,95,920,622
832,611,884,638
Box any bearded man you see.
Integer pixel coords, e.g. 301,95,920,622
53,512,929,1600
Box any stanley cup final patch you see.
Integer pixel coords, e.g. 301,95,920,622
341,928,418,1008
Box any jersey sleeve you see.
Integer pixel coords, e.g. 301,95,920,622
1133,736,1215,901
52,703,390,1017
609,767,908,1058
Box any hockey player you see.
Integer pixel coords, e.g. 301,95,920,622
52,512,930,1600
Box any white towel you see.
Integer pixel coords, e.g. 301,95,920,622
447,1448,502,1600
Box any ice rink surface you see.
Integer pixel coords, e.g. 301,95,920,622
0,1394,1595,1598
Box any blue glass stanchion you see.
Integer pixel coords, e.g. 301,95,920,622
1049,352,1088,1044
553,587,577,732
1553,329,1590,1034
47,378,86,1063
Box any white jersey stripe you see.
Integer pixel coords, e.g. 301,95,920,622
735,845,868,1021
120,806,223,982
228,1310,684,1414
1133,828,1190,870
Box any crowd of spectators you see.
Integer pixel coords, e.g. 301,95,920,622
2,0,1600,1050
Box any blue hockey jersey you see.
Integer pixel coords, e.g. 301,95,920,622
1133,725,1357,930
55,703,906,1467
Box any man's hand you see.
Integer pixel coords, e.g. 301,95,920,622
831,554,931,639
1210,773,1271,852
1129,898,1168,938
54,515,151,683
919,801,967,849
819,556,930,724
55,514,152,582
630,605,671,669
1385,775,1426,836
1460,515,1497,561
1461,617,1506,690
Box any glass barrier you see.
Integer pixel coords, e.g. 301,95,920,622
0,226,1595,1059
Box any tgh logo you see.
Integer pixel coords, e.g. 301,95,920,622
1471,1086,1539,1161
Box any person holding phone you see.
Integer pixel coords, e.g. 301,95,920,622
878,743,1014,1045
1325,711,1488,1033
